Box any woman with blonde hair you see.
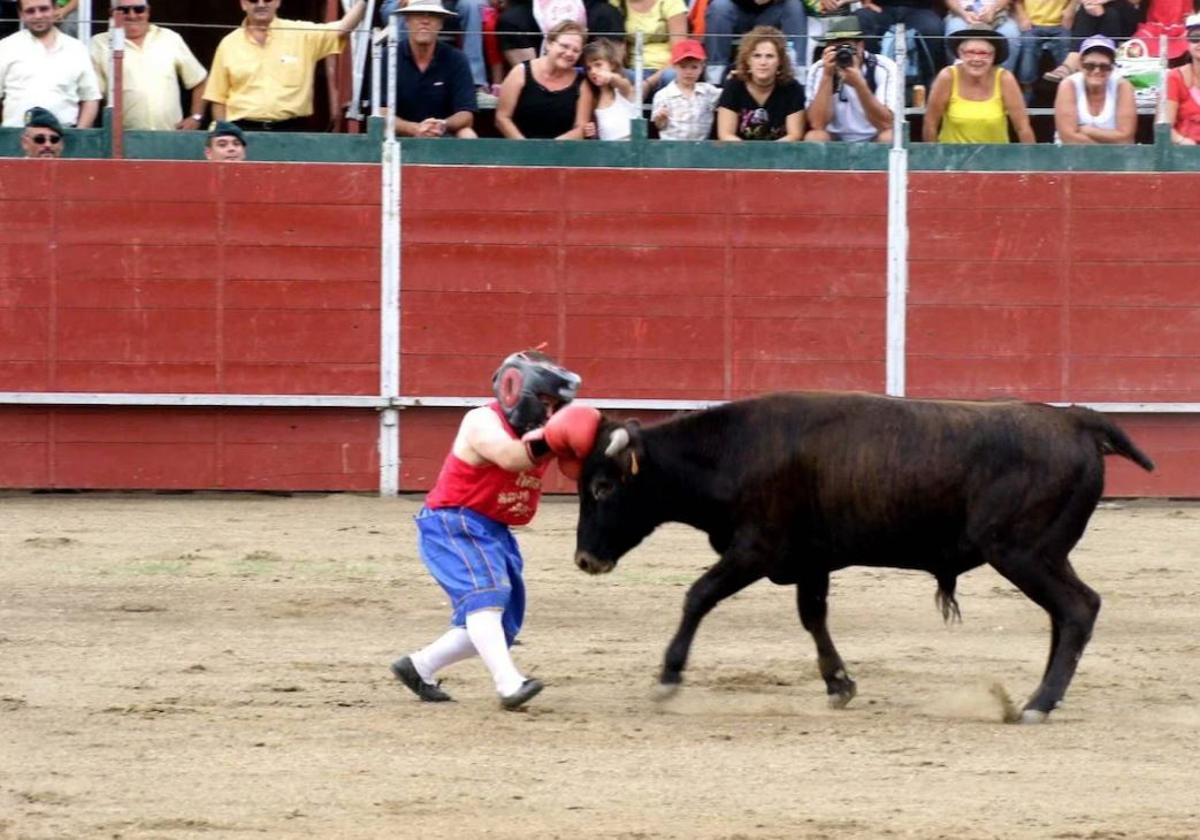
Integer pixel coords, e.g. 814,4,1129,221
715,25,806,141
923,26,1033,143
496,20,590,139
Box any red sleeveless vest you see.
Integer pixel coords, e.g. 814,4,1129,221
424,402,549,526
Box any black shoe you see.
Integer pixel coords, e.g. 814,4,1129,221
391,656,453,702
499,678,543,710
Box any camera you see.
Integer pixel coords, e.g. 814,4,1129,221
835,43,855,68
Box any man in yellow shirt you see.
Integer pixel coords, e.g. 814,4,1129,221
90,2,209,131
204,0,368,131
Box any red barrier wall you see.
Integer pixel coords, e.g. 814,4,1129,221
1,406,378,490
907,173,1200,403
399,168,888,399
1,160,381,395
2,162,1198,495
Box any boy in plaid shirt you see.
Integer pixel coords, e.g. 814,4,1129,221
651,39,722,140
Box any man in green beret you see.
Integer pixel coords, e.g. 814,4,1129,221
204,119,247,162
20,104,64,157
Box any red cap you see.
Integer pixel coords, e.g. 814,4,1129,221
670,39,706,65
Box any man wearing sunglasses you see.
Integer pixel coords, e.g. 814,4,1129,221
89,2,209,131
0,0,101,128
204,0,368,132
20,104,64,157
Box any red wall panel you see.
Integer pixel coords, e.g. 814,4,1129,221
395,167,891,400
54,362,219,393
0,407,377,491
1100,415,1200,497
907,172,1200,407
0,159,380,400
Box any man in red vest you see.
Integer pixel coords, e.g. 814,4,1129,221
392,349,598,710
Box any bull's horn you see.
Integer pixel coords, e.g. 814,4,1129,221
605,428,630,457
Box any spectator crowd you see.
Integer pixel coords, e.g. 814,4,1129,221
2,0,1200,151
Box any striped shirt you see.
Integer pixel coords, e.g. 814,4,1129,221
651,79,720,140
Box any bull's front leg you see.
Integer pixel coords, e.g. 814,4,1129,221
657,552,764,698
796,574,856,708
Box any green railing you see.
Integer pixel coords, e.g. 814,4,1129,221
1,115,1196,171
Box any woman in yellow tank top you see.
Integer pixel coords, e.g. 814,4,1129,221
923,27,1034,144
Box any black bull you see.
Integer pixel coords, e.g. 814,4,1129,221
569,392,1155,723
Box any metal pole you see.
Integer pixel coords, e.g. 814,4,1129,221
1156,32,1170,124
79,0,92,42
111,18,125,158
885,24,909,397
634,31,644,108
891,23,906,149
386,14,398,136
378,14,402,495
346,0,375,121
371,29,383,116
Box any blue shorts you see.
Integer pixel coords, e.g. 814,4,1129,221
415,506,526,645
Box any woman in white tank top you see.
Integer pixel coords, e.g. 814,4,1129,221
1053,35,1136,144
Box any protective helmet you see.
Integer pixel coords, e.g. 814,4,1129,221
492,350,581,436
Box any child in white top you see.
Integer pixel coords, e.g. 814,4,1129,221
651,39,721,141
582,40,640,141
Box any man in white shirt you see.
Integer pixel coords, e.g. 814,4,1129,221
804,16,896,144
90,2,209,131
0,0,101,127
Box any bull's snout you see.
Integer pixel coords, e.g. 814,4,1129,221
574,551,616,575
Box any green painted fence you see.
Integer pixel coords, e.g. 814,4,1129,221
1,115,1196,171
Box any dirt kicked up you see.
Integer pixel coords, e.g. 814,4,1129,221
2,492,1198,840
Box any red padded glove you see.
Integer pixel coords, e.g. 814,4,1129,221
558,458,582,481
542,404,601,460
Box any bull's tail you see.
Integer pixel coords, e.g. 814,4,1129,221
1067,407,1156,472
935,574,962,624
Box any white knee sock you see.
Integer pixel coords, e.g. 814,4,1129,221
465,609,525,697
411,626,475,682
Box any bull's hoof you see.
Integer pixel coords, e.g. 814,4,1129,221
652,682,681,702
1017,709,1049,725
827,681,857,709
825,671,857,709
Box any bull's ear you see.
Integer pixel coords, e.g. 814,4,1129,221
627,422,645,477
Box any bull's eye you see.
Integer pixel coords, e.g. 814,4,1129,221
591,477,615,501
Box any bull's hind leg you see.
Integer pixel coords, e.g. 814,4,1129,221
796,573,856,708
658,552,764,695
991,554,1101,723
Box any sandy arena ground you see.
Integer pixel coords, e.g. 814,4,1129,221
1,492,1198,840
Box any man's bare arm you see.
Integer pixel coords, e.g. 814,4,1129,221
337,0,369,35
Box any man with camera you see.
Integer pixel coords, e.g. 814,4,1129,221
804,16,895,143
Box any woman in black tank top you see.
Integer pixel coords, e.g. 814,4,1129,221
496,21,588,139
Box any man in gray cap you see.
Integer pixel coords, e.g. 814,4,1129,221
204,119,247,162
804,16,896,144
20,104,64,157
